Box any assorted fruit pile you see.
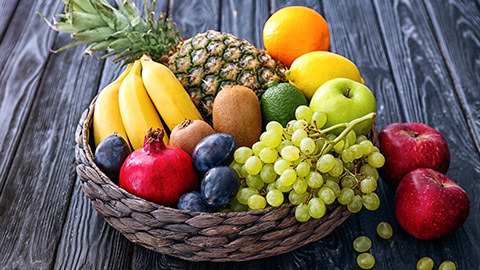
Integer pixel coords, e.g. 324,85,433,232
43,0,470,267
46,0,384,222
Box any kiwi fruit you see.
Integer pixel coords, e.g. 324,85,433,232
213,85,262,148
170,119,215,156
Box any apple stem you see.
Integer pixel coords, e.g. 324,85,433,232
346,87,351,98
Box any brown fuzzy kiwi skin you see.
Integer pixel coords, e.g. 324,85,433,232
212,85,262,148
170,119,215,156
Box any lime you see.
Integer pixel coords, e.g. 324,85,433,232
261,82,308,127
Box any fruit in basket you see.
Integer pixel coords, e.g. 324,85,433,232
213,85,262,148
263,6,330,67
119,129,198,207
378,122,450,186
395,168,470,240
93,64,132,147
170,119,215,156
192,134,236,173
40,1,287,123
118,60,168,150
286,51,364,99
140,55,203,130
229,109,383,221
177,191,213,212
201,166,240,208
94,134,131,184
310,78,376,135
261,82,308,127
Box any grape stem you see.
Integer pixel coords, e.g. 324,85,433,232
316,113,376,157
332,112,376,144
310,112,376,138
344,166,361,188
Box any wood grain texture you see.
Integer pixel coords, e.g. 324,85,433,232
0,0,19,42
169,0,220,38
422,0,480,151
0,31,104,270
271,0,323,14
221,0,269,48
53,181,133,270
372,0,480,268
0,0,63,196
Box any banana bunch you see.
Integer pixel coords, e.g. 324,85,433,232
93,56,203,150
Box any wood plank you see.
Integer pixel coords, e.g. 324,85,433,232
53,180,133,270
271,0,323,14
0,0,20,42
0,30,104,270
220,0,269,48
370,0,480,268
53,1,170,269
169,0,221,39
0,0,64,195
423,0,480,152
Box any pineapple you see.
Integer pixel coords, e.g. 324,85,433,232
40,0,287,121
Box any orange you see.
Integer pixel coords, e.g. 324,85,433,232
263,6,330,67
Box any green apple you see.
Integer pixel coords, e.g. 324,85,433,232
309,78,376,135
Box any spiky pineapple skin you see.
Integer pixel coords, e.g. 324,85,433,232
167,30,287,122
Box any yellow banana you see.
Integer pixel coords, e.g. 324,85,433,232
140,55,203,131
93,64,132,148
119,60,169,150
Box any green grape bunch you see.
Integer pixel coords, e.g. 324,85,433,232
228,105,386,222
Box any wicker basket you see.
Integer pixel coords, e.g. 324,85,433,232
75,96,377,262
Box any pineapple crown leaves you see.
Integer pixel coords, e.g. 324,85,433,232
38,0,181,64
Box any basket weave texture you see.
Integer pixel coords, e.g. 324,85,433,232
74,96,377,262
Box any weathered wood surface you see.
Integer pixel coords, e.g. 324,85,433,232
0,0,479,269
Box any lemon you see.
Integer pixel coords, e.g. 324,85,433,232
261,82,308,127
286,51,364,99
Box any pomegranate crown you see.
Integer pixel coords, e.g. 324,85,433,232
143,128,166,152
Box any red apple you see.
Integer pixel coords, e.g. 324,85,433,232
378,122,450,186
395,168,470,240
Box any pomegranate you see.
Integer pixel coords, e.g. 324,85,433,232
119,128,198,207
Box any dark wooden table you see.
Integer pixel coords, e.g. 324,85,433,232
1,0,479,269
